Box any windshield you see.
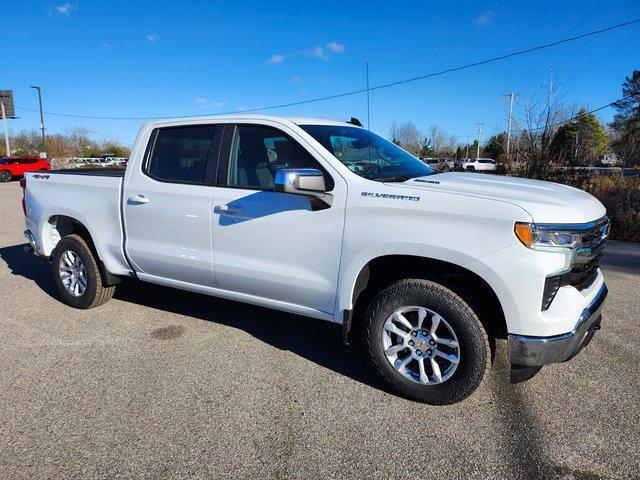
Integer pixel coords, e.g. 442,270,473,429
300,125,434,182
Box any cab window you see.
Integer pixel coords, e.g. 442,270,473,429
227,125,319,189
147,126,215,183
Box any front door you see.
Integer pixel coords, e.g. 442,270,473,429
124,124,220,286
210,123,346,315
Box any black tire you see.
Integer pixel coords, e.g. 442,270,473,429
51,234,115,309
364,279,490,404
466,166,475,172
0,170,11,182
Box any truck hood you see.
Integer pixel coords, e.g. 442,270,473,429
398,172,606,224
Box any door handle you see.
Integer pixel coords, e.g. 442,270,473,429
214,204,242,214
128,195,150,205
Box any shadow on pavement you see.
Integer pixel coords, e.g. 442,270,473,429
0,242,387,393
113,279,388,392
0,243,58,299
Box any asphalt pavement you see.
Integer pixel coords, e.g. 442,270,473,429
0,181,638,479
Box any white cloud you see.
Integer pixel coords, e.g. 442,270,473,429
326,42,346,54
146,33,158,43
212,101,224,108
474,10,493,27
291,76,303,83
299,88,309,96
266,54,285,64
55,3,77,16
194,98,207,104
303,46,329,60
266,42,346,66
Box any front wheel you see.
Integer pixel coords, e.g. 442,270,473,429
51,234,115,309
0,170,11,182
466,166,475,172
364,279,490,404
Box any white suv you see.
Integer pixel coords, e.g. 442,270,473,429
461,158,497,172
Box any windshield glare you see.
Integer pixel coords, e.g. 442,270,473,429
300,125,434,181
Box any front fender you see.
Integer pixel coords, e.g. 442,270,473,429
337,242,480,316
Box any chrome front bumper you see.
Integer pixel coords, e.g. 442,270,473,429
508,283,608,367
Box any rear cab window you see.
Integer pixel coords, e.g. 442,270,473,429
146,126,217,183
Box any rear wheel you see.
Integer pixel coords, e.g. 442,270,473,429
51,234,115,309
0,170,11,182
364,279,490,404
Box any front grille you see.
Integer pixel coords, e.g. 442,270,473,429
564,217,608,292
569,254,601,291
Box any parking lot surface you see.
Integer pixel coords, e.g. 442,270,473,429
1,181,639,479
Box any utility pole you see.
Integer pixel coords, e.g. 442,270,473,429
547,65,553,110
476,123,484,157
503,93,518,155
0,102,9,156
30,85,46,156
465,135,470,158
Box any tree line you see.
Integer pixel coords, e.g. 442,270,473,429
389,69,640,177
6,127,131,159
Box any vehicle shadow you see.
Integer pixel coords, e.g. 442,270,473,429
0,242,386,392
113,278,388,392
0,243,59,299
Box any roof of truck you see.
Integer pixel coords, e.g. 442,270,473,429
147,114,359,128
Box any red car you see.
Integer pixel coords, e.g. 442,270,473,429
0,156,50,182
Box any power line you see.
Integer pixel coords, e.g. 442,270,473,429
14,17,640,121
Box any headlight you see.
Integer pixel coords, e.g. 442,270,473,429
514,223,583,249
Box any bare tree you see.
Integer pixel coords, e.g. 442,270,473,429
389,121,422,156
512,84,572,179
428,125,447,154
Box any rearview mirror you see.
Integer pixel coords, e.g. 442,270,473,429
274,169,327,197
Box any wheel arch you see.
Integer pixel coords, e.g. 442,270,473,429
43,214,121,286
341,254,507,341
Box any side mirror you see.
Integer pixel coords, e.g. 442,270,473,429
274,169,327,198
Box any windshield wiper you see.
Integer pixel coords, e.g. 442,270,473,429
376,175,412,182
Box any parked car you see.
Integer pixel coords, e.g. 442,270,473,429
0,156,50,182
421,157,454,172
22,115,609,404
460,157,497,172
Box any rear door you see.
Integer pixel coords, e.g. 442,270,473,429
210,122,346,315
123,124,221,286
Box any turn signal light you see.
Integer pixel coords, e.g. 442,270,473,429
514,223,533,247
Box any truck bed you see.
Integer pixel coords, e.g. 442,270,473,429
24,170,131,276
49,168,126,177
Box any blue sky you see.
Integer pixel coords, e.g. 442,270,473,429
4,0,640,147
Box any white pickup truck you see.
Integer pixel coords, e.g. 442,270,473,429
22,115,609,404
